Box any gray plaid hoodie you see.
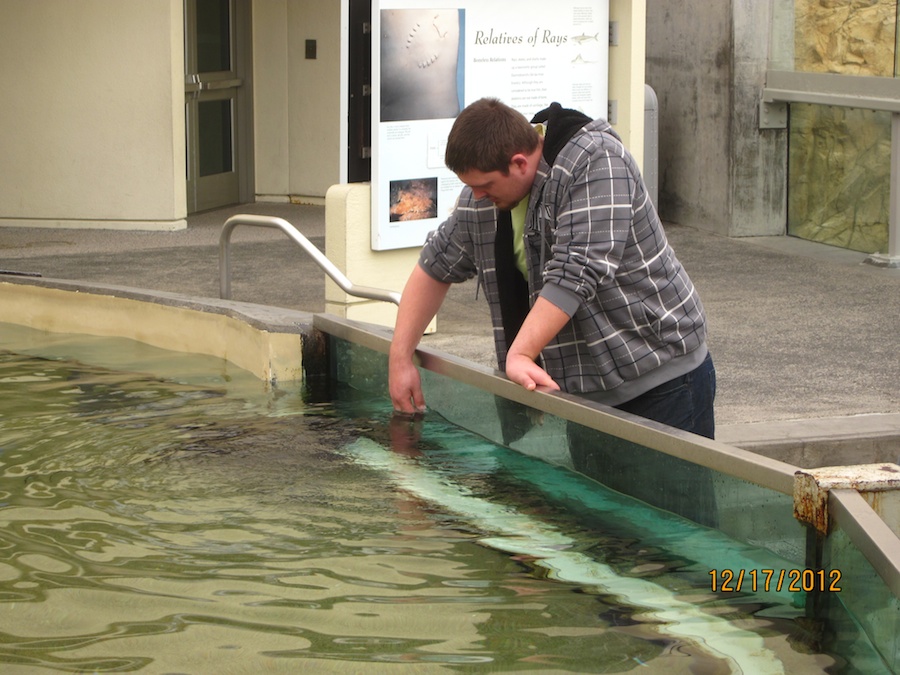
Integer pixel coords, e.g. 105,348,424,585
419,110,708,405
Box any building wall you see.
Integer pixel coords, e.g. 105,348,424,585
253,0,344,201
645,1,733,235
255,0,644,202
0,1,651,227
0,0,186,230
645,0,787,237
730,0,786,237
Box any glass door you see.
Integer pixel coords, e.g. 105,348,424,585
185,0,245,213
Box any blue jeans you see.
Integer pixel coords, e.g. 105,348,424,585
614,352,716,439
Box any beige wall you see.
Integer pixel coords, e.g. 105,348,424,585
253,0,344,201
252,0,291,198
0,0,186,230
609,0,646,171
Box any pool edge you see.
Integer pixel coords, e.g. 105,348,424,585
1,277,313,385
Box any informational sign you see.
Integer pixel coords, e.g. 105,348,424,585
372,1,609,250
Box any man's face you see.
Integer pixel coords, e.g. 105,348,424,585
456,163,531,211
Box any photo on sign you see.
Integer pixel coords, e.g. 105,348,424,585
380,9,464,122
389,177,439,222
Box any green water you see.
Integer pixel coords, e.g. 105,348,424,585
0,329,883,673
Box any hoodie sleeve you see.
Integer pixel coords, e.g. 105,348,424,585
538,129,636,308
418,191,479,284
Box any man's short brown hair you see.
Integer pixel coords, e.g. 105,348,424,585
444,98,540,175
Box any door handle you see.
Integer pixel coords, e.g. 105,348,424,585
201,78,243,91
184,73,202,94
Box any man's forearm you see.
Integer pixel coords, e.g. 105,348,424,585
504,296,570,391
507,296,570,360
389,264,452,413
390,264,452,360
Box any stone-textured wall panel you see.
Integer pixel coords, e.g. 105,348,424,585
795,0,896,76
789,104,891,252
788,0,895,252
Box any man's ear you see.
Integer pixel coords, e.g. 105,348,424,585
509,153,529,175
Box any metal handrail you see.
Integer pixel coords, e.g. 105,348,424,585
219,214,402,306
763,70,900,113
313,312,798,495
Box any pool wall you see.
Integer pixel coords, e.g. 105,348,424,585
3,276,900,671
1,277,313,386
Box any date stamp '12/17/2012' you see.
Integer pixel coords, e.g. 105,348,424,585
709,568,842,593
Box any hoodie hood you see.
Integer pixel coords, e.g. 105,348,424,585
531,103,593,165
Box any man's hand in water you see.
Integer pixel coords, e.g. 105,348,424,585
389,357,426,414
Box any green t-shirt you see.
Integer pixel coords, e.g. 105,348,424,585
509,122,544,279
510,196,529,278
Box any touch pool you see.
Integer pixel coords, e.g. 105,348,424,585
0,323,892,673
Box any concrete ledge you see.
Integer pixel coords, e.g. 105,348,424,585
0,277,314,385
0,218,187,231
718,413,900,468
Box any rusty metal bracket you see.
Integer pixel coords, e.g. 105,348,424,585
794,464,900,535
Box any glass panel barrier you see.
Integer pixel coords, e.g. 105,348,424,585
825,522,899,671
770,1,898,254
332,335,805,560
422,370,807,563
788,103,891,253
329,333,893,671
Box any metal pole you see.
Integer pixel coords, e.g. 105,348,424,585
866,112,900,266
890,111,900,259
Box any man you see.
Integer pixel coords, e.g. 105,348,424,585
389,98,715,439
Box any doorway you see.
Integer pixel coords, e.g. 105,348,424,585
184,0,252,213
